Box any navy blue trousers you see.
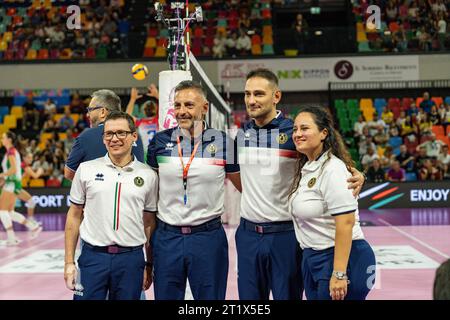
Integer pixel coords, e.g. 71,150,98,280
235,219,303,300
302,239,376,300
75,243,145,300
151,222,228,300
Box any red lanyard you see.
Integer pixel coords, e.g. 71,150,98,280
177,136,200,205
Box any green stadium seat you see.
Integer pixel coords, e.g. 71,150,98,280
358,41,371,52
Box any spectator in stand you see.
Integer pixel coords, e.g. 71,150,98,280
442,103,450,132
70,93,85,114
368,112,386,136
212,32,227,59
367,159,386,183
374,125,390,146
437,144,450,179
415,145,430,169
64,129,76,154
353,115,367,139
429,105,440,125
32,154,52,181
236,29,251,55
396,144,415,171
398,0,409,21
417,26,432,51
239,12,251,30
381,107,394,126
225,32,239,58
438,103,447,124
293,13,308,54
44,99,57,114
419,113,433,136
43,119,60,135
58,109,75,132
22,95,40,131
386,1,399,23
407,102,419,117
417,133,445,158
420,159,443,180
401,115,418,138
359,136,377,157
419,92,436,114
380,145,396,170
387,160,406,182
436,12,447,51
361,147,379,172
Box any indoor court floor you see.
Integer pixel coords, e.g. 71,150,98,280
1,207,449,300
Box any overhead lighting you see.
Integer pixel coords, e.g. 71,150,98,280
315,30,323,36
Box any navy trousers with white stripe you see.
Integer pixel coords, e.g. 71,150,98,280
151,224,229,300
302,239,376,300
75,244,145,300
235,220,303,300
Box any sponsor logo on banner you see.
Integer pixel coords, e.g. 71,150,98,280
334,60,353,80
218,55,419,92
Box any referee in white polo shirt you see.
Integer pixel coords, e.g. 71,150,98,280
289,106,376,300
64,111,158,300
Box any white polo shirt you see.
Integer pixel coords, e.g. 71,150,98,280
70,154,158,247
289,151,364,250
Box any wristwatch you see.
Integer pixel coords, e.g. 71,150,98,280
332,271,348,281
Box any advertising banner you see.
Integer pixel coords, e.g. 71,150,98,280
359,181,449,210
218,55,419,92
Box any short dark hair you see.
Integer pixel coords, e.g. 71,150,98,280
434,259,450,300
246,68,279,87
104,111,136,132
5,131,17,147
174,80,207,100
91,89,121,112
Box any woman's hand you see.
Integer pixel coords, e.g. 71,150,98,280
329,277,348,300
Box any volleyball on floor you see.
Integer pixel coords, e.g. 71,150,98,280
132,63,149,80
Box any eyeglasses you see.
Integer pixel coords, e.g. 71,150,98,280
86,105,104,113
103,130,135,140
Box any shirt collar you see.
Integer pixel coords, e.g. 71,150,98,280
302,149,330,173
103,153,136,172
249,110,283,129
175,121,212,142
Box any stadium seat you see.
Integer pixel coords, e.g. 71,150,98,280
262,44,274,55
251,35,262,45
401,97,413,110
263,25,273,36
431,97,443,107
58,132,67,140
143,47,154,57
155,46,166,57
357,31,367,42
262,34,273,45
70,114,80,123
251,44,262,55
3,114,17,129
445,97,450,105
432,125,445,137
145,37,157,48
10,106,23,119
46,178,61,187
3,32,12,43
29,179,45,187
37,49,49,59
61,178,72,188
405,172,417,181
22,176,30,188
415,97,424,107
358,41,371,52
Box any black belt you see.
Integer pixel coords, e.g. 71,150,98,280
157,217,222,235
241,218,294,234
83,242,143,254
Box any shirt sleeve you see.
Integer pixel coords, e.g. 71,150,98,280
133,135,145,162
65,135,85,172
320,160,358,216
69,164,86,206
146,135,159,169
144,170,158,212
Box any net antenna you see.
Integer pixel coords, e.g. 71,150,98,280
153,1,203,71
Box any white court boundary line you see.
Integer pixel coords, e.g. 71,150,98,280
377,218,450,259
0,233,65,265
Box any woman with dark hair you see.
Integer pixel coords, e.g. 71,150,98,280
0,131,41,246
288,106,376,300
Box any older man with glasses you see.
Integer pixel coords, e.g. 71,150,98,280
64,89,145,181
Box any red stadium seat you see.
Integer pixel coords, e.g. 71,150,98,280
401,97,413,110
431,97,443,107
